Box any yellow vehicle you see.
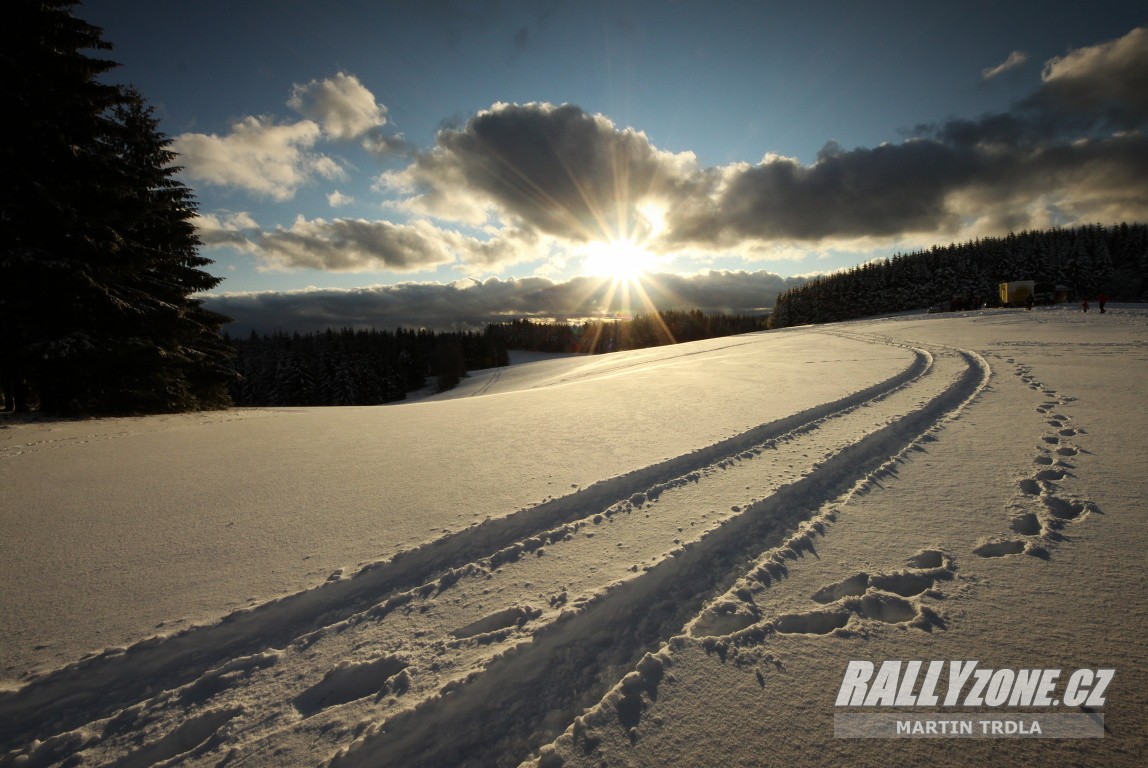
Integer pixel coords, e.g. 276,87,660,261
998,281,1035,307
999,281,1069,306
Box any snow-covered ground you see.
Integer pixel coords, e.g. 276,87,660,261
1,306,1145,767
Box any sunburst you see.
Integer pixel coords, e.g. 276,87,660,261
580,237,657,282
579,201,666,282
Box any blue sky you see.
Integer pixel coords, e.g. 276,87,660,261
81,1,1146,331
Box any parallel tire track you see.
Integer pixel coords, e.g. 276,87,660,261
0,345,929,750
330,344,989,768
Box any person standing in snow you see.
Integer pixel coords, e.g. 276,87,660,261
1081,299,1090,313
1099,294,1108,313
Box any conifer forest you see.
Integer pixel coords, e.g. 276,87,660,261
769,224,1147,328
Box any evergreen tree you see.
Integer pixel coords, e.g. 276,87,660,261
1,1,234,413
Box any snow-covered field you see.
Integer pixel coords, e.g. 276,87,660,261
2,306,1145,767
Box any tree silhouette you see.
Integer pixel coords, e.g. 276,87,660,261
1,1,234,413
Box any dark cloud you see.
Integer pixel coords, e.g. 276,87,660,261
663,27,1148,246
667,140,980,244
393,102,699,240
388,28,1148,256
205,270,803,334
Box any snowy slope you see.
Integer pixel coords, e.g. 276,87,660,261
1,307,1145,767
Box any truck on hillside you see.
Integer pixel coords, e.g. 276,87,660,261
998,281,1069,307
999,281,1035,307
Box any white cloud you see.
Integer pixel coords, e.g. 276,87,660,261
1041,27,1146,84
287,72,387,141
255,216,458,272
327,190,355,207
192,211,259,249
451,227,542,271
171,116,344,201
242,213,544,274
170,72,399,201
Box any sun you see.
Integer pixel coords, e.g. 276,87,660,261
581,238,657,281
578,200,667,281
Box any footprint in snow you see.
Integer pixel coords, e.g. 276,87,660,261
1009,512,1042,536
781,550,954,634
972,539,1027,558
774,610,850,635
1017,478,1041,495
1043,496,1094,521
810,573,868,603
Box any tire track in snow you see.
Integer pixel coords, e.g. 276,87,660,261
326,342,989,768
132,341,955,767
524,338,762,390
470,366,502,396
0,344,929,749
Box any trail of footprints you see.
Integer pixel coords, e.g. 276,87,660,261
973,359,1099,560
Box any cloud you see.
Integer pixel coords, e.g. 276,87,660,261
384,102,701,241
244,215,542,273
664,140,980,245
287,72,410,158
287,72,388,141
171,72,402,200
171,116,344,201
1026,26,1148,130
663,27,1148,246
254,216,458,272
327,190,355,207
204,270,805,333
982,51,1028,80
362,130,414,158
452,227,542,271
378,27,1147,262
192,211,259,249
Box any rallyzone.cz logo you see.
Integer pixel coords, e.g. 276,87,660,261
833,660,1114,738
